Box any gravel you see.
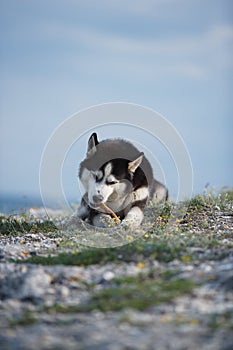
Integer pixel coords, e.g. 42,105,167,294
0,202,233,350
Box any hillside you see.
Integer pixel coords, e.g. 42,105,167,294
0,191,232,349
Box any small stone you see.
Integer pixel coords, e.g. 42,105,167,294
21,265,28,274
181,265,194,272
19,268,52,300
102,271,115,281
59,286,70,297
212,205,220,211
201,264,213,273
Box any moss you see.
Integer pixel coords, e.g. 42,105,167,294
45,270,196,313
208,311,233,330
0,215,57,235
186,190,233,212
24,248,119,266
81,276,196,312
8,310,38,327
21,237,185,266
17,224,231,266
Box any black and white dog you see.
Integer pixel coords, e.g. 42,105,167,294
77,133,168,228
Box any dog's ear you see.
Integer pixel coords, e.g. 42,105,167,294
128,153,144,173
87,133,99,156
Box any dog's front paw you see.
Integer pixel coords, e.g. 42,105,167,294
92,214,120,228
121,206,144,229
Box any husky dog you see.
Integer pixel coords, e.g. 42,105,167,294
77,133,168,228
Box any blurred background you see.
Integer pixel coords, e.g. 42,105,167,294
0,0,232,213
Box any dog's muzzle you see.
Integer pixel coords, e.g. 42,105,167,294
92,194,104,205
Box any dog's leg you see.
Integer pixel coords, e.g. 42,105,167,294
122,206,144,228
76,194,90,221
76,205,89,220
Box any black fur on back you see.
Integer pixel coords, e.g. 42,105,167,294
79,138,155,198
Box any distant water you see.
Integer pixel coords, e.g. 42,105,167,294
0,194,79,215
0,195,44,214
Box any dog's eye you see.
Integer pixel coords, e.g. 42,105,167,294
107,180,118,185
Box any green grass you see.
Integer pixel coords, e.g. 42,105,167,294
2,189,232,266
16,227,231,267
19,237,187,266
0,215,57,235
46,269,196,313
25,248,120,266
186,189,233,211
86,278,196,312
21,229,231,267
8,309,38,327
2,191,232,328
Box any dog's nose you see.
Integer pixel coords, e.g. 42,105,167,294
93,194,104,203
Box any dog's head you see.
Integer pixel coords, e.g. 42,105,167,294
79,133,144,209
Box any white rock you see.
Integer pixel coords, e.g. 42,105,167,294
19,268,52,300
103,271,115,281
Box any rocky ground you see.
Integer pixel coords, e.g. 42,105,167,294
0,192,233,350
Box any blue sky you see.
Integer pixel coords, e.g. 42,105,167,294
0,0,232,203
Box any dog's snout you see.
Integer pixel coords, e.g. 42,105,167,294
93,194,104,203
